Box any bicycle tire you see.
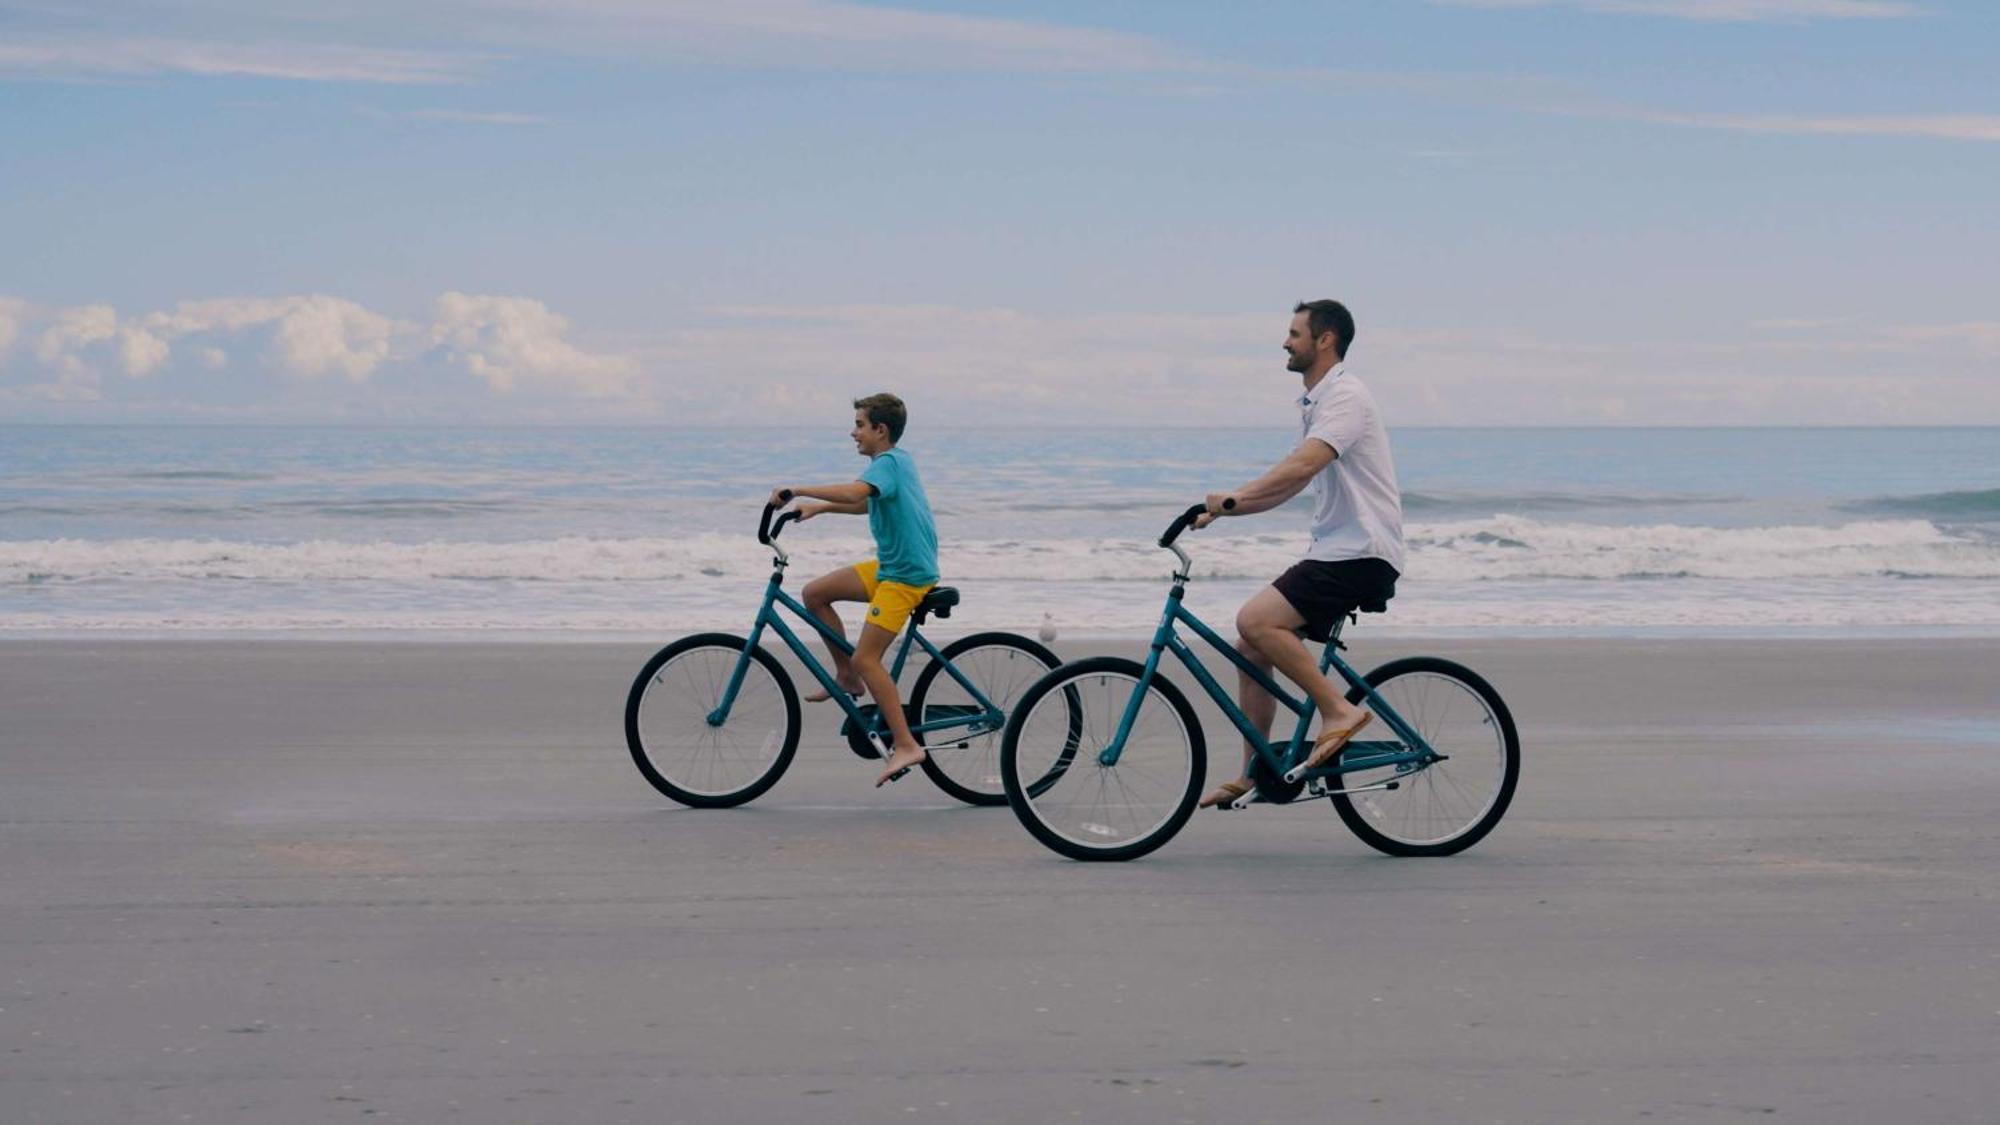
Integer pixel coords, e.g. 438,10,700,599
1001,657,1205,862
909,631,1064,806
1329,656,1519,856
625,633,800,808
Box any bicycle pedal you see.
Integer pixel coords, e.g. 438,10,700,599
1225,791,1266,811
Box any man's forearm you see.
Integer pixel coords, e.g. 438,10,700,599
1224,465,1314,515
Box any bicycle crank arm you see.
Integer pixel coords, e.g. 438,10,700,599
1306,777,1403,798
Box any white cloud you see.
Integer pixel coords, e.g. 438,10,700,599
35,305,119,377
118,325,170,376
0,36,477,84
145,295,402,380
430,292,636,396
0,296,25,360
1638,112,2000,142
512,0,1195,72
0,1,1191,87
635,303,2000,427
1437,0,1917,20
7,296,1995,423
2,291,636,414
399,108,550,126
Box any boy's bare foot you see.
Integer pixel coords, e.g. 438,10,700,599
874,743,928,786
804,675,865,703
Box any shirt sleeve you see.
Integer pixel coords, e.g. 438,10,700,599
1305,383,1369,459
860,452,900,499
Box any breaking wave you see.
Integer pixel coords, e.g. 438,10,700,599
6,518,1997,585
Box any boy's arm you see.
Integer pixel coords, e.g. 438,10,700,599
770,481,874,508
798,498,869,520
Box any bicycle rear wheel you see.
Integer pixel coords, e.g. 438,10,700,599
909,631,1063,806
625,633,800,808
1330,656,1518,856
1001,657,1204,862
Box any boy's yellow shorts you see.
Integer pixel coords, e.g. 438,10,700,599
853,560,936,635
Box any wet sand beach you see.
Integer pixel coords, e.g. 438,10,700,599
3,636,1997,1122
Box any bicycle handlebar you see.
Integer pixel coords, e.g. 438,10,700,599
758,489,798,546
1157,497,1235,549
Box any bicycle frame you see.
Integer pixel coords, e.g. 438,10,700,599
706,570,1006,744
1099,581,1438,783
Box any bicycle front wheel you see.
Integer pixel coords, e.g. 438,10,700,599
625,633,800,808
1330,656,1519,856
1001,657,1204,862
909,631,1063,806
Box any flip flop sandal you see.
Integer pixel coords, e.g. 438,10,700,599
1199,779,1252,809
1301,712,1373,773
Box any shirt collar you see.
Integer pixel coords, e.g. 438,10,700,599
1298,362,1347,408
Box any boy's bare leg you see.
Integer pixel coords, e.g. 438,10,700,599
854,623,925,785
800,568,868,701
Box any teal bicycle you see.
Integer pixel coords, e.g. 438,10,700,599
625,496,1064,808
999,502,1520,861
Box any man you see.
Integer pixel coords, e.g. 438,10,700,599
769,392,940,787
1194,300,1405,808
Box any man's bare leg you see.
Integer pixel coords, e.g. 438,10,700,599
1200,589,1286,807
1201,586,1364,806
854,624,925,785
800,567,868,701
1236,585,1364,725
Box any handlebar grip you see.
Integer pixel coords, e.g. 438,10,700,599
759,505,803,546
1157,502,1210,549
758,492,800,544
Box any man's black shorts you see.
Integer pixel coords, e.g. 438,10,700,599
1270,557,1399,642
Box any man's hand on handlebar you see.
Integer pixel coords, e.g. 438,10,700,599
766,487,796,510
1193,492,1237,530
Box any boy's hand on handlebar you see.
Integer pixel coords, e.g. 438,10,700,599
767,487,794,509
795,503,824,522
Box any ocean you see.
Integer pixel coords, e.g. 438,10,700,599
3,425,1997,637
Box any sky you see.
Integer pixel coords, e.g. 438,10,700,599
2,0,1996,426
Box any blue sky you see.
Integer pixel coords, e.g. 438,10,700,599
2,0,1995,425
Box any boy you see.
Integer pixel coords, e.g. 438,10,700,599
769,393,940,787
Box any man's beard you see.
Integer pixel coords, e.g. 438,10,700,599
1285,350,1312,372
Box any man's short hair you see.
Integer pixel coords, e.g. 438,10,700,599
853,393,908,443
1294,299,1355,359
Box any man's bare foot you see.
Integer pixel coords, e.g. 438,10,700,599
874,743,928,786
804,675,865,703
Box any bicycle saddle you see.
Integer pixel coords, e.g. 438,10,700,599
917,587,960,619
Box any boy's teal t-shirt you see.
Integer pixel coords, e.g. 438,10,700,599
859,447,939,586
